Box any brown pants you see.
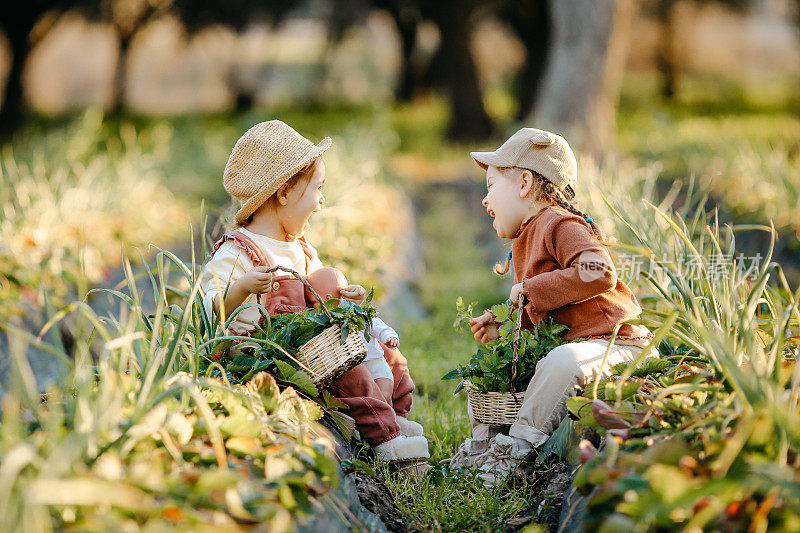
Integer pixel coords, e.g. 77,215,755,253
328,344,414,445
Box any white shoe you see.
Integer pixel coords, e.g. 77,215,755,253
374,435,430,462
395,415,424,437
445,437,491,470
475,434,533,488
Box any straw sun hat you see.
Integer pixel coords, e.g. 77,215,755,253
224,120,331,225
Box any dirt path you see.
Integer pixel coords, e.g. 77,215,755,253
349,176,578,532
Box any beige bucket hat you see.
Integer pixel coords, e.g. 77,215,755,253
470,128,577,192
224,120,331,225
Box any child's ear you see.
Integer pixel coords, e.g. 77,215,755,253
277,184,289,206
519,170,534,198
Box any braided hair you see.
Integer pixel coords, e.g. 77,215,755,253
493,168,610,275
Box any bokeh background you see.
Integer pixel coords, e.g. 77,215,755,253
2,2,800,530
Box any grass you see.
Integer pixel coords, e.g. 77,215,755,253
0,109,192,318
382,178,535,531
616,72,800,245
2,72,800,531
0,244,341,531
566,196,800,531
385,466,540,532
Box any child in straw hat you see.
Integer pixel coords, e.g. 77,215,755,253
201,120,429,474
447,128,654,487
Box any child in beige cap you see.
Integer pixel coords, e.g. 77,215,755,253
447,127,654,487
201,120,430,475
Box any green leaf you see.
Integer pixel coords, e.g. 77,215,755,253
285,369,319,397
220,412,261,438
603,381,643,402
326,410,356,442
534,416,574,466
274,359,297,380
643,464,697,503
232,353,257,368
364,287,374,307
566,396,593,418
490,303,511,322
322,390,349,410
341,459,376,476
442,369,462,381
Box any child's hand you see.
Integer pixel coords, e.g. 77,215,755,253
384,336,399,348
509,282,525,306
340,284,367,304
240,266,273,294
469,311,500,343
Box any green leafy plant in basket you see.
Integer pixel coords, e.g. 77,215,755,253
204,290,377,391
442,297,574,393
203,292,378,442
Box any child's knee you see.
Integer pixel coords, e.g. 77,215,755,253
375,377,394,405
535,345,582,376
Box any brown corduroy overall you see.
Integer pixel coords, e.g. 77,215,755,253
211,231,414,444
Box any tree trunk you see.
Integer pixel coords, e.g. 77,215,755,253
501,0,551,121
656,0,678,100
0,18,38,137
110,33,132,113
527,0,635,156
424,0,492,141
389,5,421,102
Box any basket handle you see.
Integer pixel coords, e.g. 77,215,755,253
260,266,335,322
509,293,526,396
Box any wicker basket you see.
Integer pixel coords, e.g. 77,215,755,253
262,266,367,389
297,324,367,388
465,294,528,425
466,382,525,425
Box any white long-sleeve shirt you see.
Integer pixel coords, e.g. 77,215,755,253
200,228,324,333
362,317,398,362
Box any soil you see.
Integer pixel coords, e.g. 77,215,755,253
508,462,575,532
351,472,406,532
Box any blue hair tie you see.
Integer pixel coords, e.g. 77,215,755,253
585,216,593,224
507,249,513,261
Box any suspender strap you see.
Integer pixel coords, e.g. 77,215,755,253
211,230,272,268
212,231,313,273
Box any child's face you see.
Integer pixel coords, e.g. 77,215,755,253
481,165,532,239
280,159,326,238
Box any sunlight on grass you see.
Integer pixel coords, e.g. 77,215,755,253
0,110,191,316
382,462,538,532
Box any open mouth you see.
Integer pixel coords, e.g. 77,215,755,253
487,208,495,218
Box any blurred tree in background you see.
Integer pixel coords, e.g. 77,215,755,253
497,0,551,122
0,0,622,144
649,0,749,99
526,0,635,155
0,0,75,135
1,0,795,149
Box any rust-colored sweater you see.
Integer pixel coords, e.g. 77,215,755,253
512,206,653,344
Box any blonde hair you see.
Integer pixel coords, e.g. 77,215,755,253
230,157,320,229
493,167,610,275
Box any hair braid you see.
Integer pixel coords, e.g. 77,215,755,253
535,172,610,245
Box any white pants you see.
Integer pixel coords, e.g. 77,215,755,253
470,339,644,447
362,356,394,382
